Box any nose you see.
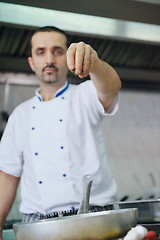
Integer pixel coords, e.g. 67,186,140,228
45,52,56,65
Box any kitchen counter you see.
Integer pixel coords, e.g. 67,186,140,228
2,229,16,240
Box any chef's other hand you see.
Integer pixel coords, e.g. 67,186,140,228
66,42,98,78
123,225,148,240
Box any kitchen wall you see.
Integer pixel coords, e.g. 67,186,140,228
102,90,160,201
0,72,160,221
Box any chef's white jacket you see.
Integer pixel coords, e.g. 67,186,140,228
0,80,118,214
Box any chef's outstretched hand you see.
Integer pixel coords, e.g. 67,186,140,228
66,42,99,78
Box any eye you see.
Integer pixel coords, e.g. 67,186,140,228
54,49,64,56
37,50,44,55
35,49,45,55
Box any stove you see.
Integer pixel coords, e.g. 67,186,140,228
142,223,160,232
106,199,160,239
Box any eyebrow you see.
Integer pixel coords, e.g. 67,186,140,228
35,46,65,52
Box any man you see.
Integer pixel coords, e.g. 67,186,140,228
0,26,122,236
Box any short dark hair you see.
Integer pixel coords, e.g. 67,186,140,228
29,26,69,56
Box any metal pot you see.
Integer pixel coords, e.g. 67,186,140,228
13,208,138,240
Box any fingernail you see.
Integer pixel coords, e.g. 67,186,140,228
79,74,84,78
69,65,74,70
75,69,81,75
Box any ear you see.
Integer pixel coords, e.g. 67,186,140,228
28,57,35,72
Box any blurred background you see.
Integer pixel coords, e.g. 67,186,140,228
0,0,160,224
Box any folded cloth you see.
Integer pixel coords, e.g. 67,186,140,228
118,225,148,240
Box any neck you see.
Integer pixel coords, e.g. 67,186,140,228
39,82,66,101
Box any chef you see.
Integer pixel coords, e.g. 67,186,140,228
0,26,148,240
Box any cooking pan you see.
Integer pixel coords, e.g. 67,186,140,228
13,176,138,240
13,208,138,240
107,199,160,223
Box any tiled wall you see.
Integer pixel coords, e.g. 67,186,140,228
0,73,160,221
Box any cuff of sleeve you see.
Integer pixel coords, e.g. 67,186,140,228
103,96,119,116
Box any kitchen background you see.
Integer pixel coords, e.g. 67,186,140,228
0,0,160,223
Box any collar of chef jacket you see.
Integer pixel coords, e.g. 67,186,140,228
35,82,69,101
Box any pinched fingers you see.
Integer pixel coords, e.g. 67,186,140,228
75,42,86,77
78,44,91,78
66,43,76,72
67,42,98,78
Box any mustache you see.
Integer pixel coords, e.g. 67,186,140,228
42,64,58,72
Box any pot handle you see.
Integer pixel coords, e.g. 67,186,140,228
78,175,93,214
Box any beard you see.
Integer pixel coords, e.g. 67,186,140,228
42,72,59,84
41,64,59,85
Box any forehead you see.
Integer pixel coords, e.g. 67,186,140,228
31,31,67,49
